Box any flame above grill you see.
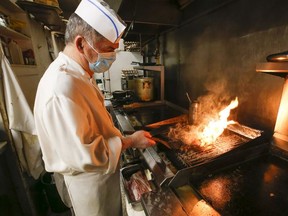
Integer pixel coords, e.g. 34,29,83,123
168,97,239,147
199,97,238,146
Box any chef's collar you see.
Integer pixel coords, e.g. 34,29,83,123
59,52,91,80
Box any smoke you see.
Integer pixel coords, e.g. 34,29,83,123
197,78,234,126
168,79,237,147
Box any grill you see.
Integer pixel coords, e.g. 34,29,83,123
139,122,281,216
140,119,287,216
137,120,268,189
115,56,288,216
115,101,288,215
156,124,262,169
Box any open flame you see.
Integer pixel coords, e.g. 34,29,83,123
198,97,238,146
168,97,239,147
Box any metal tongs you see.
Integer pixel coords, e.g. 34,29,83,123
145,114,188,149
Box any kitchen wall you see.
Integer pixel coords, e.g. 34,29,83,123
11,17,52,109
159,0,288,133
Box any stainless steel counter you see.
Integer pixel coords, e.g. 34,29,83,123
109,100,189,215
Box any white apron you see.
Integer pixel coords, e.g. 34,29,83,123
64,170,122,216
34,52,123,216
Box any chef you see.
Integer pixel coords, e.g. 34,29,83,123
33,0,156,215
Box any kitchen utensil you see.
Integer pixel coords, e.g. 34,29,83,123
146,124,173,149
148,124,172,137
188,100,199,125
145,114,188,129
151,137,171,149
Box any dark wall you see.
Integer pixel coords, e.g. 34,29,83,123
160,0,288,133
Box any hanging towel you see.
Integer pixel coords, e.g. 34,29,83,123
0,45,43,179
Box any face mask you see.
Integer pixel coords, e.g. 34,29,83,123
86,41,116,73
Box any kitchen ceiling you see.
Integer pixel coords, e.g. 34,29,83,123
58,0,235,45
58,0,188,44
114,0,186,44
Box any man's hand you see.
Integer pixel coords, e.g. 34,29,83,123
121,130,156,150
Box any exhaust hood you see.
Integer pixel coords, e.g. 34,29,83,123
256,51,288,78
266,50,288,62
256,62,288,78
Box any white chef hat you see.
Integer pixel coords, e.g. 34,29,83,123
75,0,126,43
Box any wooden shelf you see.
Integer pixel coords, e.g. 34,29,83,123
0,25,30,40
16,1,65,31
1,0,23,13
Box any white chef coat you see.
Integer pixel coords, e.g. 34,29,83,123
34,52,123,216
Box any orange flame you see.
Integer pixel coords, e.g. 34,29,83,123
198,97,238,146
168,97,239,148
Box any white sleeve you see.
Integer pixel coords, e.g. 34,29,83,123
41,95,122,174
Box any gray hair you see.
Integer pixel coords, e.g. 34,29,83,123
65,13,102,45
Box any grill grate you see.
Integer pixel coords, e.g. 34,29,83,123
161,129,251,169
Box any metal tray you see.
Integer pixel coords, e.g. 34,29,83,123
121,164,156,211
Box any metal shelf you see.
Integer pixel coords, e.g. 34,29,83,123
256,62,288,78
133,65,164,71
